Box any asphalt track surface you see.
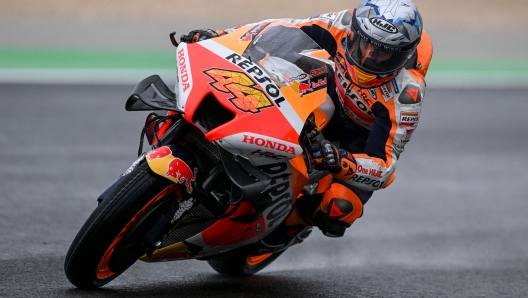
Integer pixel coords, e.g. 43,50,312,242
1,84,528,297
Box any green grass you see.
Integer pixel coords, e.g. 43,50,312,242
1,47,527,86
0,47,175,69
430,58,528,73
1,47,528,73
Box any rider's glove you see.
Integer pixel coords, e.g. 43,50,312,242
312,140,357,179
312,140,342,173
180,29,226,43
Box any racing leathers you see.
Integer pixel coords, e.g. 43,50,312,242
216,10,433,237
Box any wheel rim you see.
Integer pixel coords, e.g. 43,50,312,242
95,184,179,280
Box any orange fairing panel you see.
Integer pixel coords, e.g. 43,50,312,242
175,25,254,111
209,25,255,54
178,38,327,146
280,86,327,128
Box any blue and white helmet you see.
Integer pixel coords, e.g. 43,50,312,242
345,0,423,87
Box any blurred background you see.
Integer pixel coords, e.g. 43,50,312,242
1,0,528,86
1,2,528,295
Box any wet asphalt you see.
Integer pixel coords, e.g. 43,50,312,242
1,84,527,297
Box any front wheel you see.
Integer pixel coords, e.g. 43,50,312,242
64,162,179,289
207,250,286,276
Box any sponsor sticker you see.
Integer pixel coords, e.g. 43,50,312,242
177,47,192,95
392,79,400,94
242,134,296,155
288,73,309,83
259,162,293,229
358,89,373,106
166,158,198,194
400,112,420,127
380,84,393,102
171,198,195,224
298,75,327,97
350,174,385,188
147,146,172,161
310,66,326,77
370,18,398,33
367,88,378,100
250,149,288,160
240,22,271,42
356,165,383,178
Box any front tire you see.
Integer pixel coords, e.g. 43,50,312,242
64,162,178,289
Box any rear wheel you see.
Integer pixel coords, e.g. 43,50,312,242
207,250,285,276
207,225,312,276
64,161,180,289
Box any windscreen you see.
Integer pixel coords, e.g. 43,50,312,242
242,23,329,91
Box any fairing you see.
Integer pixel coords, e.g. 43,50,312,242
176,23,331,162
142,23,332,261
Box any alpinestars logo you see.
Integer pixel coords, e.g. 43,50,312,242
203,68,274,113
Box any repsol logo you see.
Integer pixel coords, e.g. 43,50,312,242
402,116,419,122
259,162,292,229
225,53,286,107
370,18,398,34
351,174,385,188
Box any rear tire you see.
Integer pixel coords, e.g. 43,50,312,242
207,250,285,276
64,161,178,289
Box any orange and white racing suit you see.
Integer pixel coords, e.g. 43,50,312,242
223,10,433,236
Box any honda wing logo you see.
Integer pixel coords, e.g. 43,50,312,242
203,68,274,114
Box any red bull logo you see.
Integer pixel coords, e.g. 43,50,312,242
166,158,198,194
298,83,313,96
147,146,172,161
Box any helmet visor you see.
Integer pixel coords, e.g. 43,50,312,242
345,28,415,76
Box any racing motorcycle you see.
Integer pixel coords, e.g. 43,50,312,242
64,21,335,289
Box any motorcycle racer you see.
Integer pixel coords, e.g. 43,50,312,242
181,0,433,238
